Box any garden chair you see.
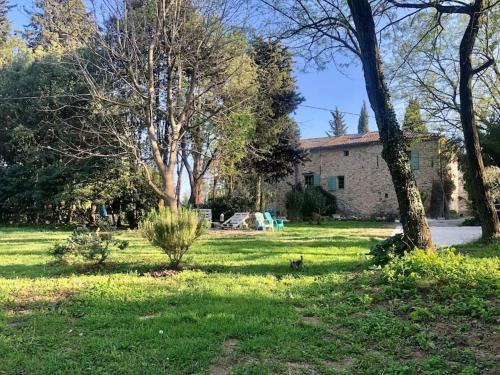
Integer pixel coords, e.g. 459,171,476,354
265,211,284,231
255,212,273,231
221,212,250,229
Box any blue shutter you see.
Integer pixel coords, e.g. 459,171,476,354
313,174,321,186
327,176,337,191
410,151,420,170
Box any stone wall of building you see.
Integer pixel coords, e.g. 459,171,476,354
266,139,469,218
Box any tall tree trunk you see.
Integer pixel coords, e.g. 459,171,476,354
190,178,204,207
212,175,218,199
255,174,262,212
90,203,97,226
176,157,184,208
347,0,433,249
146,34,177,212
459,0,499,241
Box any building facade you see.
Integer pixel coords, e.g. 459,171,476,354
268,132,469,218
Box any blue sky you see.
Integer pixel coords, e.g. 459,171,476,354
7,0,375,139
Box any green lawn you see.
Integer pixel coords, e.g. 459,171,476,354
0,222,498,374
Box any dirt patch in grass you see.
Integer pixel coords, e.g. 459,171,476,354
149,269,181,278
6,308,31,317
285,362,316,374
323,357,354,372
9,289,75,306
209,229,262,237
209,338,239,375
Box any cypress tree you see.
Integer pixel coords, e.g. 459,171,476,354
402,97,427,133
358,101,369,134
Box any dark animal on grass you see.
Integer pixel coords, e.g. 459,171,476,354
290,256,304,270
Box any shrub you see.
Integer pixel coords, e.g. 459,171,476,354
285,190,304,221
140,207,206,269
309,212,328,225
50,225,128,265
461,216,481,226
381,249,500,318
369,234,411,266
286,186,337,221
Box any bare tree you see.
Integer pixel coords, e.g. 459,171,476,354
76,0,250,211
261,0,433,248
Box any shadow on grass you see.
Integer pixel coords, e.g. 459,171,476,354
0,256,368,279
1,286,332,375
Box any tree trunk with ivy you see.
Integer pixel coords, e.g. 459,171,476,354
458,0,499,241
347,0,433,249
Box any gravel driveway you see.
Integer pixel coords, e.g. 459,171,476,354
392,219,482,247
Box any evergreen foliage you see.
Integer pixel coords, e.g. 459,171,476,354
402,97,427,133
140,207,207,269
326,107,348,137
50,225,129,265
0,0,12,44
243,39,306,184
285,186,337,221
26,0,93,51
357,101,369,134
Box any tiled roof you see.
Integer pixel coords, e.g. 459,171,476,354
300,131,440,150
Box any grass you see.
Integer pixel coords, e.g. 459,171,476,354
0,221,498,374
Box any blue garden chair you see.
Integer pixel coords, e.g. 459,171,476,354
265,211,284,231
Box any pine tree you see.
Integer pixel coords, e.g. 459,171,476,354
326,107,348,137
0,0,13,44
402,97,427,133
357,101,369,134
26,0,93,51
242,38,306,210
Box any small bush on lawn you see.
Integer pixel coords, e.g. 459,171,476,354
140,207,207,269
382,249,500,319
50,225,129,265
369,234,411,265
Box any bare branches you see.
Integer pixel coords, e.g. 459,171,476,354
385,0,472,14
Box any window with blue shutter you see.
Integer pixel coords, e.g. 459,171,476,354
327,176,337,191
313,174,321,186
410,151,420,170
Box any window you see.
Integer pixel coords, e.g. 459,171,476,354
327,176,337,191
304,174,314,187
385,193,389,198
407,150,420,170
343,150,350,156
338,176,345,189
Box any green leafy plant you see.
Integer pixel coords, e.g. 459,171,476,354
369,234,411,266
381,249,500,319
286,186,337,221
140,207,207,269
50,225,128,265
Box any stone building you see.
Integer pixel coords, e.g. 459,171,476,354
268,132,469,218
